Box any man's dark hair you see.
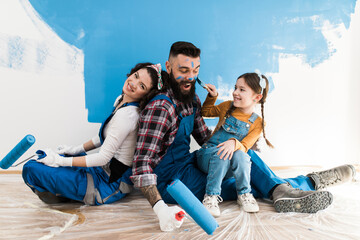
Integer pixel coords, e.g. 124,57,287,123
168,41,201,59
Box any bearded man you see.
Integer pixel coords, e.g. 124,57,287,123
130,41,354,231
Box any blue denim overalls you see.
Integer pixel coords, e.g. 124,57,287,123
151,96,315,202
196,114,258,196
152,95,240,203
22,103,136,205
22,160,133,205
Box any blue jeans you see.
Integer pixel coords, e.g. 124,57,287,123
197,146,251,195
152,100,315,203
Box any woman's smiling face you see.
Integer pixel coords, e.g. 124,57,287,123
122,68,153,102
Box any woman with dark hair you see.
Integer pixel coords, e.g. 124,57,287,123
22,62,168,205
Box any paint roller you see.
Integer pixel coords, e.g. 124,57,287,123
0,134,36,169
167,179,219,235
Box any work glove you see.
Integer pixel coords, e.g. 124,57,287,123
153,200,185,232
37,149,73,167
56,144,85,156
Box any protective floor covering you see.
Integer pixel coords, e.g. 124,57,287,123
1,167,359,240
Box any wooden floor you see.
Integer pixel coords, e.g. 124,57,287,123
1,166,359,240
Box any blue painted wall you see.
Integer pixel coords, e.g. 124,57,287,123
28,0,357,124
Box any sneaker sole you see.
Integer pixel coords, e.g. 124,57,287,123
274,191,333,213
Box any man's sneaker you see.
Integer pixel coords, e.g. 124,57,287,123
202,194,223,217
272,183,333,213
237,193,259,213
307,164,356,190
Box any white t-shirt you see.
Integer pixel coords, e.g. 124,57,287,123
85,98,139,167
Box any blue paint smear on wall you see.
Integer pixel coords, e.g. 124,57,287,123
28,0,357,123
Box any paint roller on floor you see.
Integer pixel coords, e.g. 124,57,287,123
167,179,219,235
0,134,36,169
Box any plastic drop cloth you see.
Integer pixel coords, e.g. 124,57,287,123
0,166,359,240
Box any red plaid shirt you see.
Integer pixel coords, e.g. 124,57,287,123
130,89,211,188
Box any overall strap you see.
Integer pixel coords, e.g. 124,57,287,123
149,94,176,108
248,112,259,123
226,102,257,124
99,101,140,144
121,102,140,108
149,94,183,119
149,94,198,120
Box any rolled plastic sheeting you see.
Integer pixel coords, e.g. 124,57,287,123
0,135,35,169
167,179,219,235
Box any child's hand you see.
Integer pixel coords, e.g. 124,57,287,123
216,139,236,160
205,84,218,97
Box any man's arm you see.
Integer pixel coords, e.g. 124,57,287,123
131,100,184,231
140,185,162,207
131,99,176,188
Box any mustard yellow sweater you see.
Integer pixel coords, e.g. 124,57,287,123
201,95,263,153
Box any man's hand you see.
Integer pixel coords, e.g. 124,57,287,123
140,185,184,231
217,139,236,160
37,149,73,167
153,200,185,231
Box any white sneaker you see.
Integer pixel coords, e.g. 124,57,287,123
237,193,259,213
202,194,223,217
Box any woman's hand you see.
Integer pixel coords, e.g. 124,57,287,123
37,149,73,167
56,144,85,155
205,84,218,97
216,139,236,160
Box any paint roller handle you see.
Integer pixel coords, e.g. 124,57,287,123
153,200,185,232
11,149,48,167
175,211,185,221
11,154,37,167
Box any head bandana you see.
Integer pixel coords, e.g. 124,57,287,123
149,63,163,90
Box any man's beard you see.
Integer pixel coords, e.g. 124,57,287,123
169,72,196,104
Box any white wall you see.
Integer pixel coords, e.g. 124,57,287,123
255,2,360,168
192,2,360,168
1,0,360,171
0,0,99,170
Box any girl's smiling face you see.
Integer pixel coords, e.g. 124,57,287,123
233,77,261,114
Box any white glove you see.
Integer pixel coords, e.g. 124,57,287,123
153,200,185,232
37,149,73,167
56,144,85,156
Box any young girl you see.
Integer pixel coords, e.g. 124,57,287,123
196,71,273,217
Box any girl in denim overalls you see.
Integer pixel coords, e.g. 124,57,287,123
196,71,273,217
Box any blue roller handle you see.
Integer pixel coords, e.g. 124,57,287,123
0,135,36,169
167,179,219,235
